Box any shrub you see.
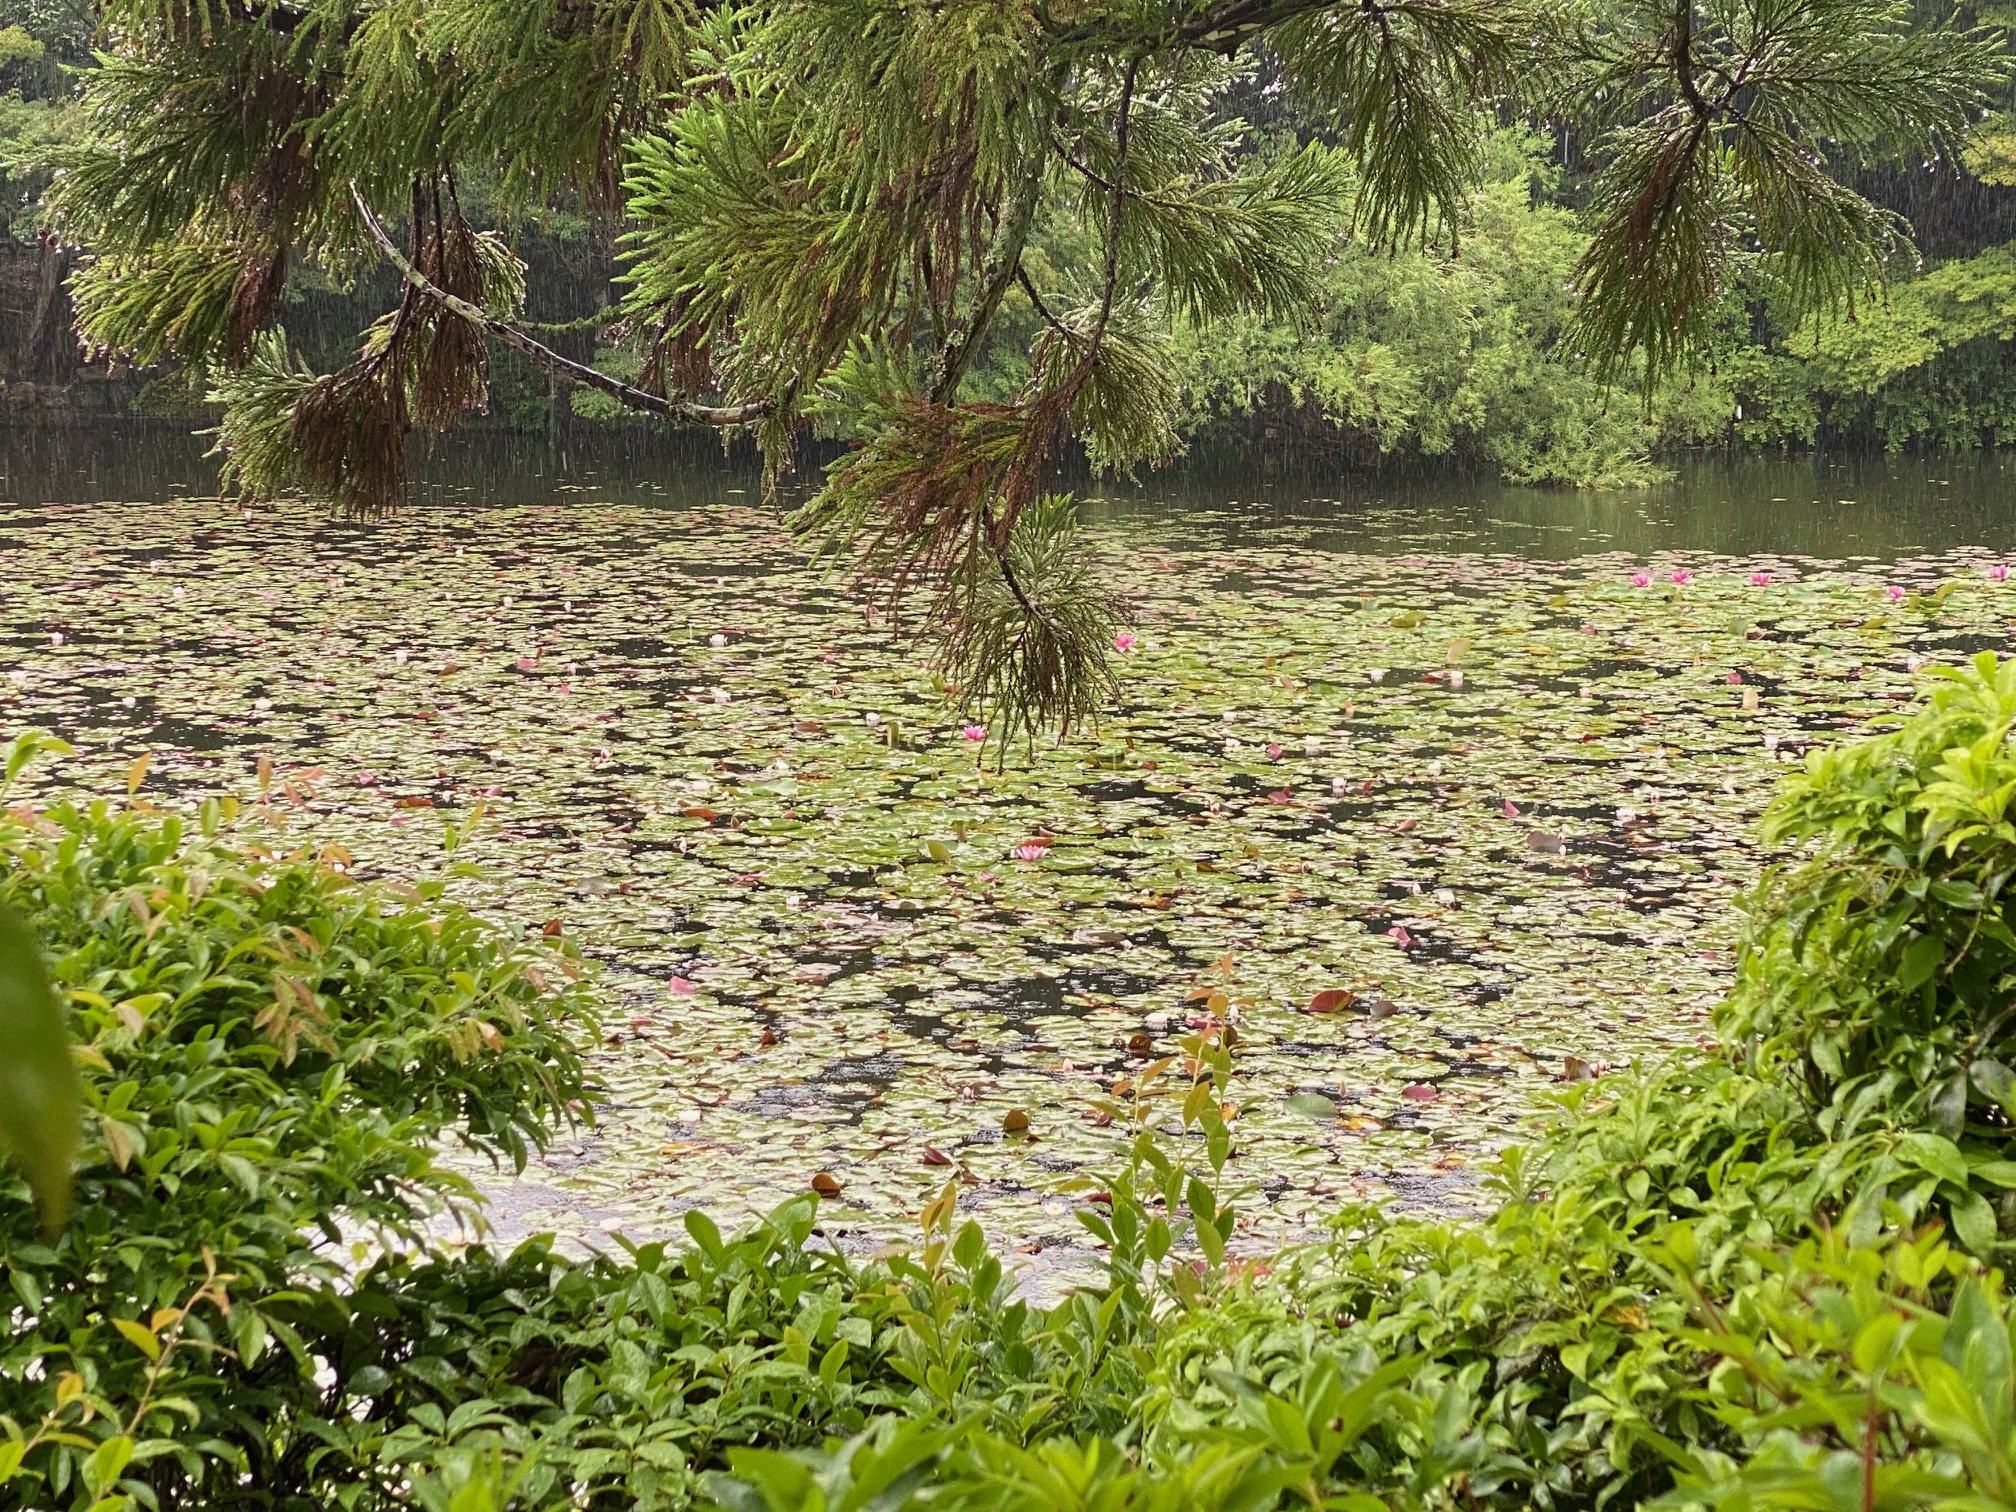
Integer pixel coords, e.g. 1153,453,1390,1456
15,655,2016,1512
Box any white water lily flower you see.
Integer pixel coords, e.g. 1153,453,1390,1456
1368,669,1387,683
710,633,728,647
712,688,731,704
865,712,881,725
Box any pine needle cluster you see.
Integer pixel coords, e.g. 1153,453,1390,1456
42,0,2013,740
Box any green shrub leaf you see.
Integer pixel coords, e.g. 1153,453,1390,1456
0,903,78,1237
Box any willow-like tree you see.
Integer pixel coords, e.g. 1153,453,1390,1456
55,0,2004,738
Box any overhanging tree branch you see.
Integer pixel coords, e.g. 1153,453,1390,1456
350,185,774,428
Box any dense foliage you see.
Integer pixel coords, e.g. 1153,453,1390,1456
18,656,2016,1509
18,0,1999,734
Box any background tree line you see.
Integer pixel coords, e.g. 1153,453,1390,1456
2,0,2015,486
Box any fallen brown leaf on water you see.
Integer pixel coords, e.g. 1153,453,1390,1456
921,1145,953,1166
1002,1109,1031,1134
1308,988,1355,1013
810,1172,842,1198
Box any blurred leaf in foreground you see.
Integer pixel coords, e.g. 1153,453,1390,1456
0,902,78,1236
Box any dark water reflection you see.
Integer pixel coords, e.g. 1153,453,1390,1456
5,421,2013,559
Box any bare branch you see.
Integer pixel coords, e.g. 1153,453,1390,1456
350,185,773,429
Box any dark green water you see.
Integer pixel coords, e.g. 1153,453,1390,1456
8,421,2012,559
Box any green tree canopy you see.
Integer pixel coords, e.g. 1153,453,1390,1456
51,0,2008,737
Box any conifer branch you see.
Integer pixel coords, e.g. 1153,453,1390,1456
1088,56,1141,355
927,166,1047,405
350,186,773,428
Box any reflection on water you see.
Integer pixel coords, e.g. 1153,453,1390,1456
1085,454,2016,559
3,421,2011,558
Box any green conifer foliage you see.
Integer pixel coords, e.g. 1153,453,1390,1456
47,0,2010,734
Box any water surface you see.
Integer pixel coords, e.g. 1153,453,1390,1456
3,430,2012,1255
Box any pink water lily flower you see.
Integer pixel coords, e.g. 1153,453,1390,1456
1726,671,1743,685
668,976,697,996
1386,925,1414,947
1011,842,1048,862
1630,572,1651,588
1749,572,1772,587
1265,742,1284,760
1992,564,2010,582
961,724,986,741
1113,632,1137,653
1886,584,1907,601
1670,569,1693,585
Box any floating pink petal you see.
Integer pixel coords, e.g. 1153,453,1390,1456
1386,925,1414,947
1749,572,1772,587
1503,799,1521,818
1726,671,1743,685
1401,1084,1439,1102
668,976,697,996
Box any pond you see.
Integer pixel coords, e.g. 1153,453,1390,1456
4,427,2014,1265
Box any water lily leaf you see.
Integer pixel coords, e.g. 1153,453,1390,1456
1286,1092,1338,1119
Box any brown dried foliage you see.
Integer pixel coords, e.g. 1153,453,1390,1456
225,241,288,366
410,187,489,430
294,359,407,518
290,177,493,513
